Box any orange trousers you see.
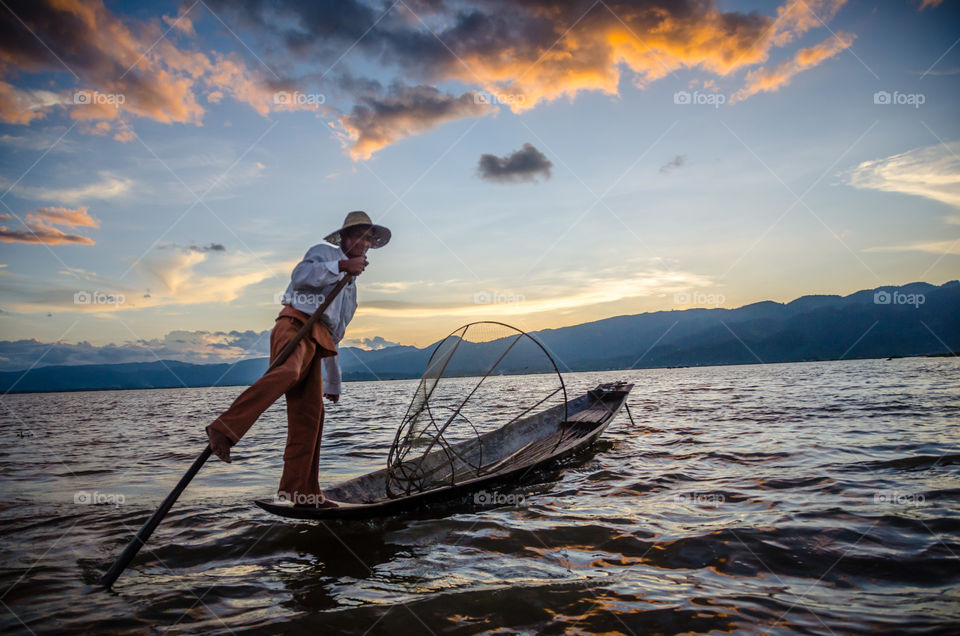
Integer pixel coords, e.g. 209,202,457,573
207,305,337,498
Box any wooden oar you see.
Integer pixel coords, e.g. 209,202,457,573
99,274,354,589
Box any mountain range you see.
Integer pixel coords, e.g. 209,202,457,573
1,281,956,393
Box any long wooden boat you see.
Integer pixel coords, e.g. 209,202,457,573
255,381,633,520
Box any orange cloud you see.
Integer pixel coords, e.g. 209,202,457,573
0,0,859,156
435,0,851,114
0,0,314,133
731,31,856,102
0,206,98,244
769,0,847,47
25,206,100,229
322,0,852,157
163,9,197,37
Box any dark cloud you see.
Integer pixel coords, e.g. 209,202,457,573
659,154,686,173
336,84,493,159
332,71,383,97
478,143,553,183
187,243,226,253
159,242,226,253
206,0,376,40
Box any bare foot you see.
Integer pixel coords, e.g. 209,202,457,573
292,494,339,509
206,426,232,463
293,500,339,509
315,497,339,509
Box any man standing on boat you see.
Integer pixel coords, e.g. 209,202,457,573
205,211,391,508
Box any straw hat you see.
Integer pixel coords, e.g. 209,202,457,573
324,210,391,249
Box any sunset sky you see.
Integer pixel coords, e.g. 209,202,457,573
0,0,958,370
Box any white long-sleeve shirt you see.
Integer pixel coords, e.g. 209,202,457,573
280,243,357,395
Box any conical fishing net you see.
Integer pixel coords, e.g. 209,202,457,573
385,322,567,498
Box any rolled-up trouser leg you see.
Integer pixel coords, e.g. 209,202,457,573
207,317,316,445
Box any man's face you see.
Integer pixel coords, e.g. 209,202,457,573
341,226,373,257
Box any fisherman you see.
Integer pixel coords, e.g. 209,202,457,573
205,211,391,508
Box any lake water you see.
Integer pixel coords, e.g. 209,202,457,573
0,358,958,634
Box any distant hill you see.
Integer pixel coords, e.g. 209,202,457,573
1,281,957,393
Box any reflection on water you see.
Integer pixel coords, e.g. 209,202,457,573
0,358,958,634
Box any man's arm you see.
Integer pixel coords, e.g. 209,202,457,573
291,246,369,293
323,346,341,402
290,245,341,291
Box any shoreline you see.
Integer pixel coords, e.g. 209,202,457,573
2,352,956,396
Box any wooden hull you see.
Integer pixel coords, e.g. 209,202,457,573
255,382,633,520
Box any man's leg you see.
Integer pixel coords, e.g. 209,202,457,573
207,318,316,461
278,346,327,502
